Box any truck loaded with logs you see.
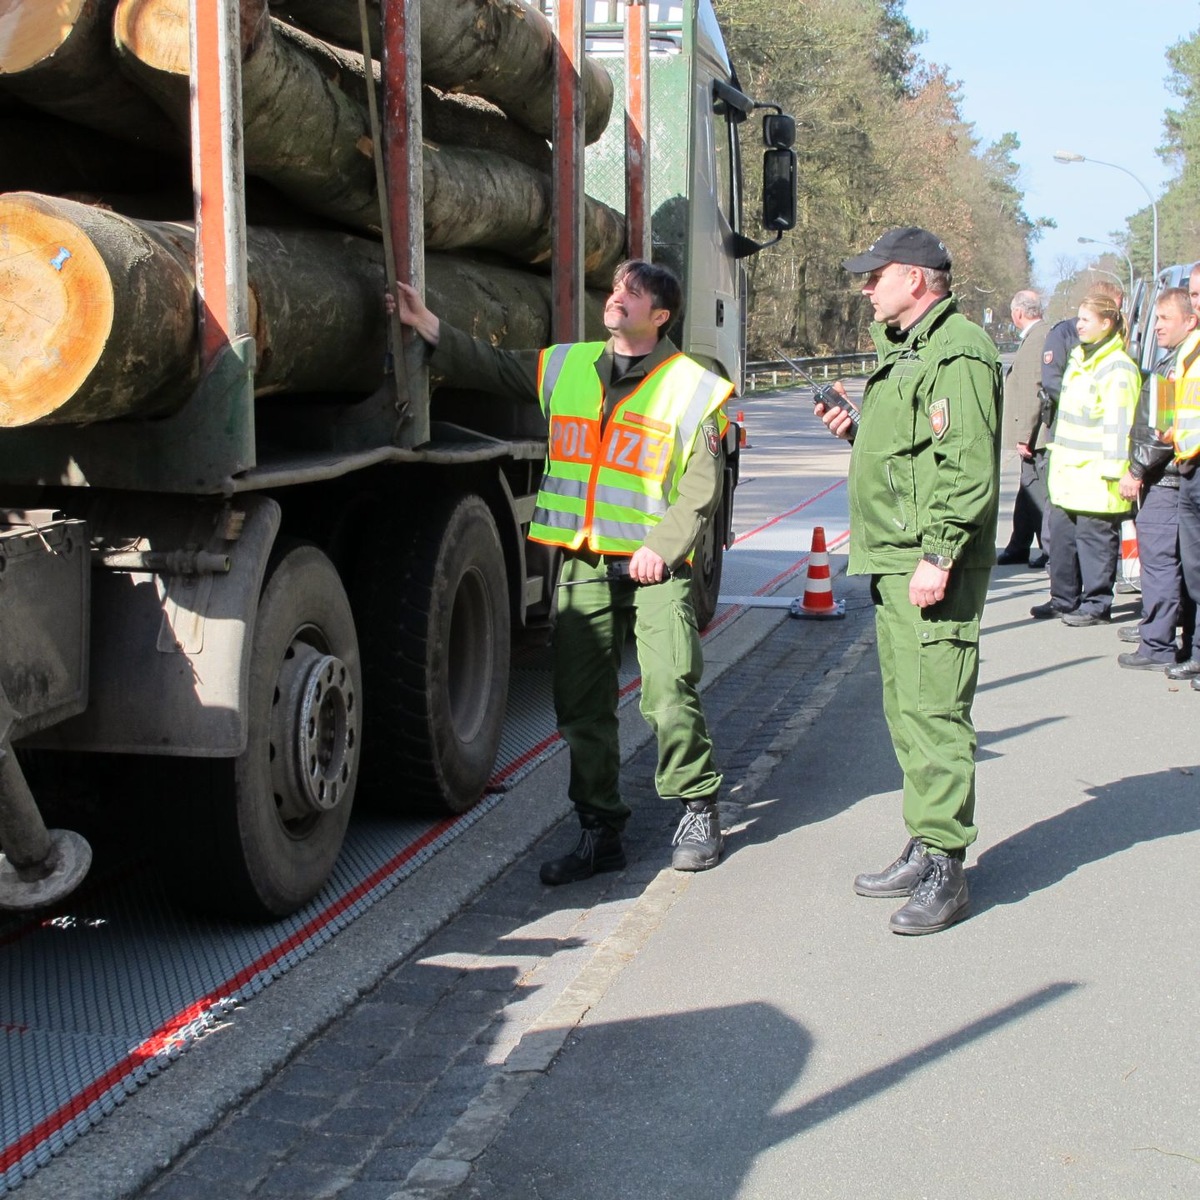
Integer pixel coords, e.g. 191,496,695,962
0,0,796,919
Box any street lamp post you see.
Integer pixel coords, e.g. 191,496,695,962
1054,150,1159,279
1077,236,1134,298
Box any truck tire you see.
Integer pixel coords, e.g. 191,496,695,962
354,494,510,813
689,493,727,630
166,542,361,919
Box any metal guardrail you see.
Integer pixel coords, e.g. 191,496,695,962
745,352,876,392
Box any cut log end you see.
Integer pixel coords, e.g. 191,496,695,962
0,193,114,427
0,0,87,74
113,0,192,77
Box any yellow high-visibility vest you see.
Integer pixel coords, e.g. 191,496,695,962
528,342,732,554
1047,334,1140,514
1172,328,1200,461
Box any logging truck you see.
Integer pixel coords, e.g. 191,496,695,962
0,0,796,918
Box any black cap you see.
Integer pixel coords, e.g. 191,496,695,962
842,227,952,273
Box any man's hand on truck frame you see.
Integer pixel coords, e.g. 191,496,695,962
388,282,441,346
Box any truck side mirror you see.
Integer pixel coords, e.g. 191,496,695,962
763,114,795,149
762,148,796,232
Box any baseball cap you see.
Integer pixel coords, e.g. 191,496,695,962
842,227,952,273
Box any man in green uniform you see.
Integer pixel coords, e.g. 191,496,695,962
392,261,731,884
816,227,1002,935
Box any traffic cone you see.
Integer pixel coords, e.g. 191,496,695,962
736,410,752,448
790,526,845,619
1117,518,1141,593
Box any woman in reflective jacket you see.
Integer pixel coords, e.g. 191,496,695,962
1036,292,1141,625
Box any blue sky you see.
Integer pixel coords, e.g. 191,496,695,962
901,0,1193,290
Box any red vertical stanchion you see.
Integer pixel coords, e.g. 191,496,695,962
383,0,429,444
625,0,650,262
189,0,249,373
552,0,585,343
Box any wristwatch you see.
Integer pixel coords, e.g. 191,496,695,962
922,552,954,570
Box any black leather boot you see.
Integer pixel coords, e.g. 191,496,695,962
671,799,723,871
539,818,626,886
853,838,930,897
889,853,970,935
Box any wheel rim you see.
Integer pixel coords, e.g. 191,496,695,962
269,637,358,828
447,567,493,743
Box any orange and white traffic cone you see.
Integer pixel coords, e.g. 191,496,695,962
1117,518,1141,593
790,526,845,619
736,410,752,449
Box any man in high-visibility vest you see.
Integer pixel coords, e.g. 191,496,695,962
393,261,733,880
1167,262,1200,689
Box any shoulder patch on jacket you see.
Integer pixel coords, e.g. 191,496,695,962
1043,350,1054,365
703,419,721,457
929,398,950,439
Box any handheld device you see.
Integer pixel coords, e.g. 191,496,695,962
776,350,861,428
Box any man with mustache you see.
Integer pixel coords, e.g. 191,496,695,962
393,260,733,882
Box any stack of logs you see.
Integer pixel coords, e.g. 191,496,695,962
0,0,625,427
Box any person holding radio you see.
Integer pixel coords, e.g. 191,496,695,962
816,227,1002,936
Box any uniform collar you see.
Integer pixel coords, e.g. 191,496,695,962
598,335,680,382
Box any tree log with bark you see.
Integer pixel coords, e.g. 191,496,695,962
114,0,624,280
0,192,606,427
269,0,614,144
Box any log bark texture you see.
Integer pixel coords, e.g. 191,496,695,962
0,0,180,151
115,0,624,279
269,0,614,144
0,193,606,427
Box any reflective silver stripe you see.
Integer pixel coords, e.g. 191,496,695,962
592,516,654,542
532,507,582,532
538,474,589,501
1053,435,1103,452
1093,359,1139,384
593,482,660,512
540,344,574,412
674,368,725,457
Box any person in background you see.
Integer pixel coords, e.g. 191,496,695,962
997,289,1052,567
1032,291,1140,625
815,227,1002,937
1115,287,1197,669
1040,280,1125,412
390,260,733,881
1165,262,1200,689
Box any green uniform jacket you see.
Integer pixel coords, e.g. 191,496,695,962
430,324,725,569
848,295,1003,575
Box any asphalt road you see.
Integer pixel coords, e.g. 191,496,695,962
19,377,1200,1200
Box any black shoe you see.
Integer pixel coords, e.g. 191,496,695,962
540,819,626,886
1061,610,1109,627
1028,552,1048,569
1166,659,1200,680
1117,625,1142,644
671,799,723,871
1118,651,1173,671
996,547,1029,565
889,854,970,935
1030,601,1071,619
853,837,930,898
1114,579,1141,595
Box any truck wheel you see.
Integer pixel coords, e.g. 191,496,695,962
355,495,510,814
690,493,727,630
168,543,360,920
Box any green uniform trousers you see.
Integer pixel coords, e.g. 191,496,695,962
871,568,989,855
553,556,722,831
